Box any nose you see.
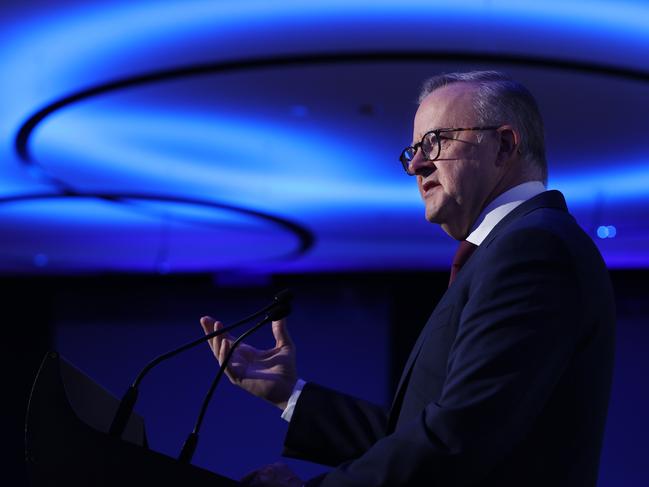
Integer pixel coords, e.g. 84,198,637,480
409,150,436,177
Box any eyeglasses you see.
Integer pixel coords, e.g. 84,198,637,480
399,126,500,175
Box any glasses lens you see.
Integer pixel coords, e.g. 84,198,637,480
400,147,416,173
422,132,439,160
402,147,416,162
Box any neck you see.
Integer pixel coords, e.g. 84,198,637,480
479,159,544,224
452,178,542,241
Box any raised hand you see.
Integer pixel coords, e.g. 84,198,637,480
200,316,297,409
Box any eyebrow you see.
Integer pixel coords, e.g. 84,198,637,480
412,129,434,146
412,130,429,145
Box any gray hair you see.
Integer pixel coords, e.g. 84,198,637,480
419,71,547,184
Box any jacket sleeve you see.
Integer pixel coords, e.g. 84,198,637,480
297,227,586,486
283,382,388,466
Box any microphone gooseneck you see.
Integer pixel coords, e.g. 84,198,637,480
178,302,292,463
108,290,293,439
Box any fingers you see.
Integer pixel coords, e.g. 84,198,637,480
201,319,238,383
272,318,294,348
200,316,217,354
218,333,230,366
199,315,214,335
200,316,232,360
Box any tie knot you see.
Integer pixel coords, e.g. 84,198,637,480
449,240,478,286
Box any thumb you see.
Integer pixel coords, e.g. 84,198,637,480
272,318,294,348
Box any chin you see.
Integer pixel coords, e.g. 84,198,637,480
424,206,466,240
424,201,445,224
424,207,438,223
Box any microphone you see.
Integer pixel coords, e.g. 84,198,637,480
108,289,293,439
177,303,292,463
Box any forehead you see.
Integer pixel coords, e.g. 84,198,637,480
413,83,478,137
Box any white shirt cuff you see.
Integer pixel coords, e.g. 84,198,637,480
280,378,306,422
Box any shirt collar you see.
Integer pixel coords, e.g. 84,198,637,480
466,181,547,246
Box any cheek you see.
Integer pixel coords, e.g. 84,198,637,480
437,167,461,196
440,160,483,203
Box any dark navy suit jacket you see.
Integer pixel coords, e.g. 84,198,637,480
283,191,615,486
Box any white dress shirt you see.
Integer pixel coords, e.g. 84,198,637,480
466,181,546,245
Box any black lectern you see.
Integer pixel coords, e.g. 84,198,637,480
25,352,240,486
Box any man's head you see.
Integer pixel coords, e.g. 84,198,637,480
404,71,546,240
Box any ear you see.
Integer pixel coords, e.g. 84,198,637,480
494,125,520,166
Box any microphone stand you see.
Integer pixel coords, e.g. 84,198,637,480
178,304,291,464
109,290,292,439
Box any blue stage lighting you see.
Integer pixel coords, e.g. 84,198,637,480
33,253,48,267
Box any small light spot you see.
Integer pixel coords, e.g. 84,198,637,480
33,253,48,267
607,225,617,238
597,226,609,239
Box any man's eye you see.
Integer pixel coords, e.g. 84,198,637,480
439,136,454,146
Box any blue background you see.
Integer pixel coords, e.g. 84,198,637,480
4,1,649,485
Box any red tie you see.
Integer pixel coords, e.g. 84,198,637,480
449,240,478,287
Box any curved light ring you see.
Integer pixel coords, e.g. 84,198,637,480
7,1,649,93
0,192,314,259
11,51,649,269
4,3,649,273
15,50,649,174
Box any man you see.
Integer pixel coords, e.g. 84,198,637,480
201,71,615,486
